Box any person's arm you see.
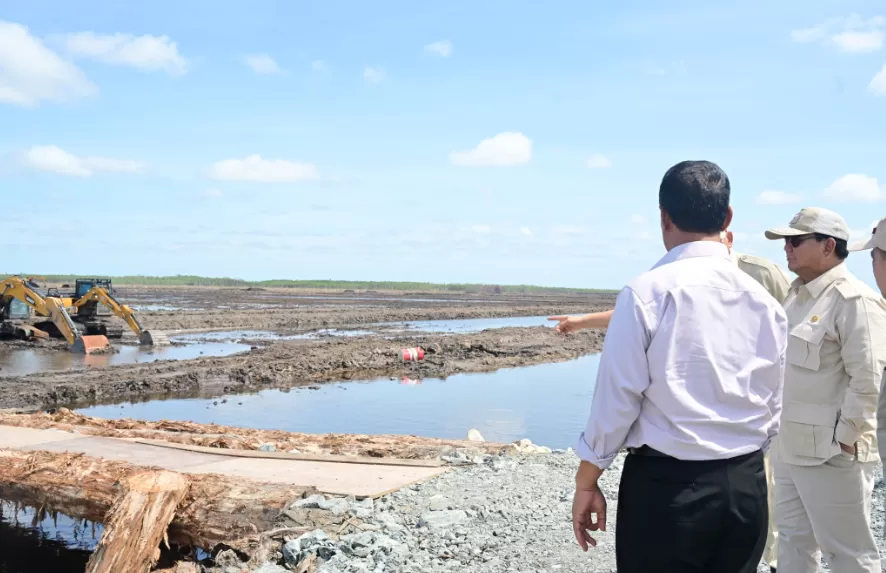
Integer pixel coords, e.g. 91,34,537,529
575,288,651,469
572,287,651,550
834,296,886,452
548,309,615,333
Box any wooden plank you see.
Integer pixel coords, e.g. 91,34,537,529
131,438,445,468
85,470,189,573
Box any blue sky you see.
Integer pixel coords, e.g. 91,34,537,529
2,0,886,290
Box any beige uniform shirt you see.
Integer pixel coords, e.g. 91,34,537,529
732,251,792,303
773,262,886,466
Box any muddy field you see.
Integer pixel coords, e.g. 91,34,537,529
0,286,613,411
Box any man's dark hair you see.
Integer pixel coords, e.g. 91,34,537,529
813,233,849,260
659,160,730,234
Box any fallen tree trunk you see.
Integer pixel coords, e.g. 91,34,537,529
85,470,190,573
0,450,315,553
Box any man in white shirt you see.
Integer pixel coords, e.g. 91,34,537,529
765,208,886,573
571,160,788,573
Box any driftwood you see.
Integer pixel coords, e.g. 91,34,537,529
85,470,190,573
0,449,316,552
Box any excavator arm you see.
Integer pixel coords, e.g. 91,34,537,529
0,277,109,353
71,287,168,346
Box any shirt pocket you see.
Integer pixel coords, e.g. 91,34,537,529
780,401,839,459
786,322,827,371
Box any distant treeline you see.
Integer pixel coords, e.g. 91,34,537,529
12,274,616,295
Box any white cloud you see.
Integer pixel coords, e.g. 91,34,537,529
646,60,688,77
791,15,885,53
472,224,491,233
449,132,532,167
424,40,452,57
870,64,886,95
209,154,320,183
0,21,96,107
520,227,532,237
757,190,803,205
554,226,585,235
585,153,612,169
364,66,386,84
312,60,327,72
243,54,282,75
822,173,885,202
630,214,647,225
832,30,883,52
201,188,223,199
23,145,145,177
63,31,187,74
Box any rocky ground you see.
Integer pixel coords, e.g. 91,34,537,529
197,450,886,573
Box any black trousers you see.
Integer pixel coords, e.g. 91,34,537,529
615,447,768,573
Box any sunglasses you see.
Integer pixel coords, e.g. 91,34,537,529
784,235,816,248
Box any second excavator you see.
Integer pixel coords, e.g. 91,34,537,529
62,278,169,346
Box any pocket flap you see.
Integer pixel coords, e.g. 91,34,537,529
790,322,827,345
782,401,838,427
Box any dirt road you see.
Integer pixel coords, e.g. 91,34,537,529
0,287,613,411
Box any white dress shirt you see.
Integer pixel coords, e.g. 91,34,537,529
576,240,788,469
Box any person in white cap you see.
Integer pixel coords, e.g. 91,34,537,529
847,217,886,468
764,207,886,573
551,229,791,572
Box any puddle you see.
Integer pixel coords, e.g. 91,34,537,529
77,354,601,449
259,295,509,304
171,328,376,343
0,500,100,572
130,304,181,311
0,500,209,573
0,342,251,377
393,315,555,333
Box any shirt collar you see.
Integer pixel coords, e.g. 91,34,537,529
651,240,731,270
790,262,849,298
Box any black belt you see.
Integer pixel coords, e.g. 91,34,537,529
627,445,674,458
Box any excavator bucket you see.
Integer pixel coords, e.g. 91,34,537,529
139,330,170,346
71,334,111,354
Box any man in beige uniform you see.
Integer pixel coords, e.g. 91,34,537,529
550,229,791,572
848,217,886,471
765,207,886,573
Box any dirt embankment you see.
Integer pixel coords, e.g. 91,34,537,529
0,326,606,412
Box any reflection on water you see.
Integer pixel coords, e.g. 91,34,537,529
78,354,601,449
0,500,100,573
0,342,251,377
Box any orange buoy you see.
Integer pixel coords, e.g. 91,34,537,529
401,347,425,361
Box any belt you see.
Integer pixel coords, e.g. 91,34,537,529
627,445,674,458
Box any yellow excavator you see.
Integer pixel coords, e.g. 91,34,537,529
61,278,169,346
0,276,110,353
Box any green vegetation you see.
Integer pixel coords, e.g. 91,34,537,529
13,274,616,295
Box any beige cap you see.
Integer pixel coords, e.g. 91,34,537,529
849,217,886,252
764,207,850,242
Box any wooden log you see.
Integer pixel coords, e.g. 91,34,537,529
85,470,190,573
0,449,316,553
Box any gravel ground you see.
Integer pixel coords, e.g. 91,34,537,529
222,449,886,573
